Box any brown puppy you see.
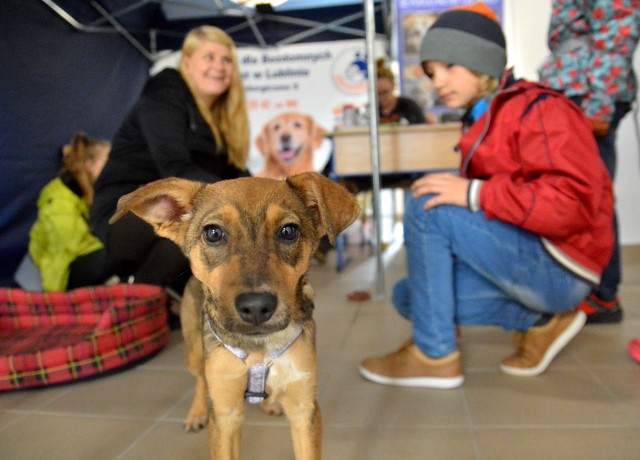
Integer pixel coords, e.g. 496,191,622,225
255,112,328,179
110,172,360,460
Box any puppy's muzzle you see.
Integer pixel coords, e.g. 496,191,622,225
235,292,277,325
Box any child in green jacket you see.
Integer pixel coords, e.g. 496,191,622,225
29,132,113,291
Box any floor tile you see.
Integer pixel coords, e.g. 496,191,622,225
1,242,640,459
474,427,640,460
464,369,637,427
323,426,478,460
0,413,154,460
39,367,193,419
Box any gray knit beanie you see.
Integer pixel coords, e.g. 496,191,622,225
419,2,506,80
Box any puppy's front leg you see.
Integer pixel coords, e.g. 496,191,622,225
278,357,322,460
181,277,208,431
207,409,243,460
282,396,322,460
185,375,208,431
205,354,247,460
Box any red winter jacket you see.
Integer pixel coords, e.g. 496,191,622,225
463,74,614,285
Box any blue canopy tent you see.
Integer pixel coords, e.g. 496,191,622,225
0,0,388,290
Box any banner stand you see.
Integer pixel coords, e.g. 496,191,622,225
364,0,385,299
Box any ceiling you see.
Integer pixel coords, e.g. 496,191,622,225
41,0,388,59
162,0,365,19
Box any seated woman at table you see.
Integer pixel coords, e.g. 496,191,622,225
336,60,427,192
376,58,427,125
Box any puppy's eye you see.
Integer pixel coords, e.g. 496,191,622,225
278,224,299,243
203,225,226,245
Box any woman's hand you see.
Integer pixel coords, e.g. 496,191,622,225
411,172,470,210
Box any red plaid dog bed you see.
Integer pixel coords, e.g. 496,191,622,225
0,284,170,391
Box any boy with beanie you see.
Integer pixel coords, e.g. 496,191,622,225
359,2,614,388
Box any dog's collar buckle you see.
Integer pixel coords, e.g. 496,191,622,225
246,362,270,404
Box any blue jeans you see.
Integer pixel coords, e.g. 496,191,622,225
393,196,591,359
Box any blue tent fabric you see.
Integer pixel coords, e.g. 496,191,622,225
0,1,150,286
0,0,385,286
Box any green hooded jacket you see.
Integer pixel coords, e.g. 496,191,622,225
28,177,103,292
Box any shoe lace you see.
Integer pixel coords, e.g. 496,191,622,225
512,331,525,348
512,329,545,363
512,331,533,359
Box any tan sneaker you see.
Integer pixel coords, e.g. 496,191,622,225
359,341,464,389
500,310,586,377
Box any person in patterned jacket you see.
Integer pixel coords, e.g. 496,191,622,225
539,0,640,324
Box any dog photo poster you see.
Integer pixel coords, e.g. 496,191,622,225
238,39,386,179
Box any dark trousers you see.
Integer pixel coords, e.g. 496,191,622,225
106,212,191,295
67,248,115,290
570,100,632,301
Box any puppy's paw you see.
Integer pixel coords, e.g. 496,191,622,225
183,414,208,432
260,399,284,416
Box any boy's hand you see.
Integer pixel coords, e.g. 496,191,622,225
411,172,470,210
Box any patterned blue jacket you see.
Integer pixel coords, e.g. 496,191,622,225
538,0,639,123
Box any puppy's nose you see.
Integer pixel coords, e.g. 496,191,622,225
235,292,277,325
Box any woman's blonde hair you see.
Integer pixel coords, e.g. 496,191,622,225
376,58,395,84
179,26,249,170
61,132,110,205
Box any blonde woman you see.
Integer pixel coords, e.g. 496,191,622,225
91,26,249,304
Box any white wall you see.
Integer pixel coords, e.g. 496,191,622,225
503,0,640,244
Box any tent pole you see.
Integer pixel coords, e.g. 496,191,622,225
364,0,385,299
90,1,155,61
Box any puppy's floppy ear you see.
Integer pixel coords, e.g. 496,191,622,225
109,177,204,246
286,172,360,244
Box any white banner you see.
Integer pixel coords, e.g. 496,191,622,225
152,38,386,179
239,39,385,178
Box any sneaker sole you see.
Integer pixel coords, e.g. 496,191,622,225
500,310,586,377
358,366,464,389
585,308,623,324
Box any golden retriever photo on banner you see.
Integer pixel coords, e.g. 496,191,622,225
254,111,328,179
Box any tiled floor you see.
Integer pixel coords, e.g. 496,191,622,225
2,230,640,459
